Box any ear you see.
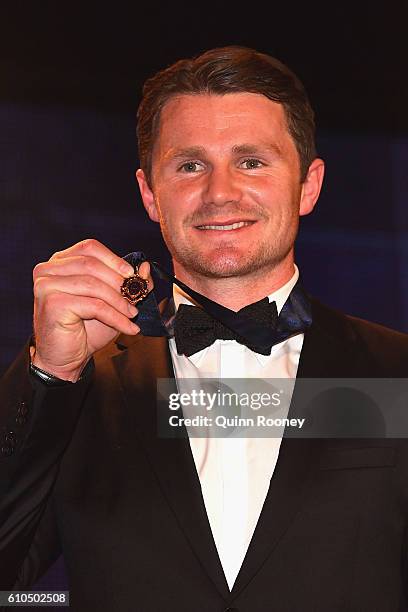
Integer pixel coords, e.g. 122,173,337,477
136,169,160,223
299,158,325,216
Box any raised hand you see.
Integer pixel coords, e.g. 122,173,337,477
31,239,153,381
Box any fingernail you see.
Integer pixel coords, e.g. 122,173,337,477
127,303,138,316
121,263,134,277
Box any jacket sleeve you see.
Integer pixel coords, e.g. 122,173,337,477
0,341,92,588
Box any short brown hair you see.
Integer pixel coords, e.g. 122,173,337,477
137,45,316,184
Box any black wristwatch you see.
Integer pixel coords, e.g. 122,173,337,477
29,359,94,387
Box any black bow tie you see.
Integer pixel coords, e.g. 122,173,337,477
174,298,278,357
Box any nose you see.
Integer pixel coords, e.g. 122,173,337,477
202,165,243,206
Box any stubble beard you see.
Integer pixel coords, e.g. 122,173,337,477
159,218,299,280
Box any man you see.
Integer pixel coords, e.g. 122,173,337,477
1,46,408,611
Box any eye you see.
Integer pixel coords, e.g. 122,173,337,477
179,161,202,173
240,158,264,169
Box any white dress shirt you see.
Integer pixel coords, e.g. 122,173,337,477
168,266,304,590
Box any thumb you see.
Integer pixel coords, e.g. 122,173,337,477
138,261,154,290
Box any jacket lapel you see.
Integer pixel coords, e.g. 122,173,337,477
110,296,365,600
111,331,230,599
231,298,363,596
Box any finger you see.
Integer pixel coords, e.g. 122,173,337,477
34,255,130,294
34,274,139,319
137,261,154,292
50,239,134,277
48,293,140,336
138,260,151,279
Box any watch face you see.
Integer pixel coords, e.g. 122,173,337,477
121,274,149,305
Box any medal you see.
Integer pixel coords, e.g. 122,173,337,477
121,268,149,305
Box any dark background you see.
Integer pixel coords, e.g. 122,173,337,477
1,0,407,597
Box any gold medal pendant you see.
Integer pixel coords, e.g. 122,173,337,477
121,268,149,305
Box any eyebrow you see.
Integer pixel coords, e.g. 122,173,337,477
231,143,283,157
165,146,207,162
165,142,283,162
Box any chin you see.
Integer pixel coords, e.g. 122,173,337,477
185,248,260,279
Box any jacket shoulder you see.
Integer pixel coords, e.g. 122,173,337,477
311,298,408,375
347,313,408,374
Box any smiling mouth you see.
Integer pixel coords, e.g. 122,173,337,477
195,221,255,231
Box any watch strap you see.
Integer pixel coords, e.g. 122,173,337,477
29,359,94,387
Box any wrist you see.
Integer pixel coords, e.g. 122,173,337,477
30,346,88,383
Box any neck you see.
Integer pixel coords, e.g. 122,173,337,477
173,255,296,311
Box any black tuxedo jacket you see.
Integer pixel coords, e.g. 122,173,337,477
2,298,408,611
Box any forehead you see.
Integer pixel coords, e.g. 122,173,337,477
155,92,292,152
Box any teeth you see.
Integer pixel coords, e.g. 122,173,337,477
198,221,250,231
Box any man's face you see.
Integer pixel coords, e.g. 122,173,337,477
137,92,321,280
